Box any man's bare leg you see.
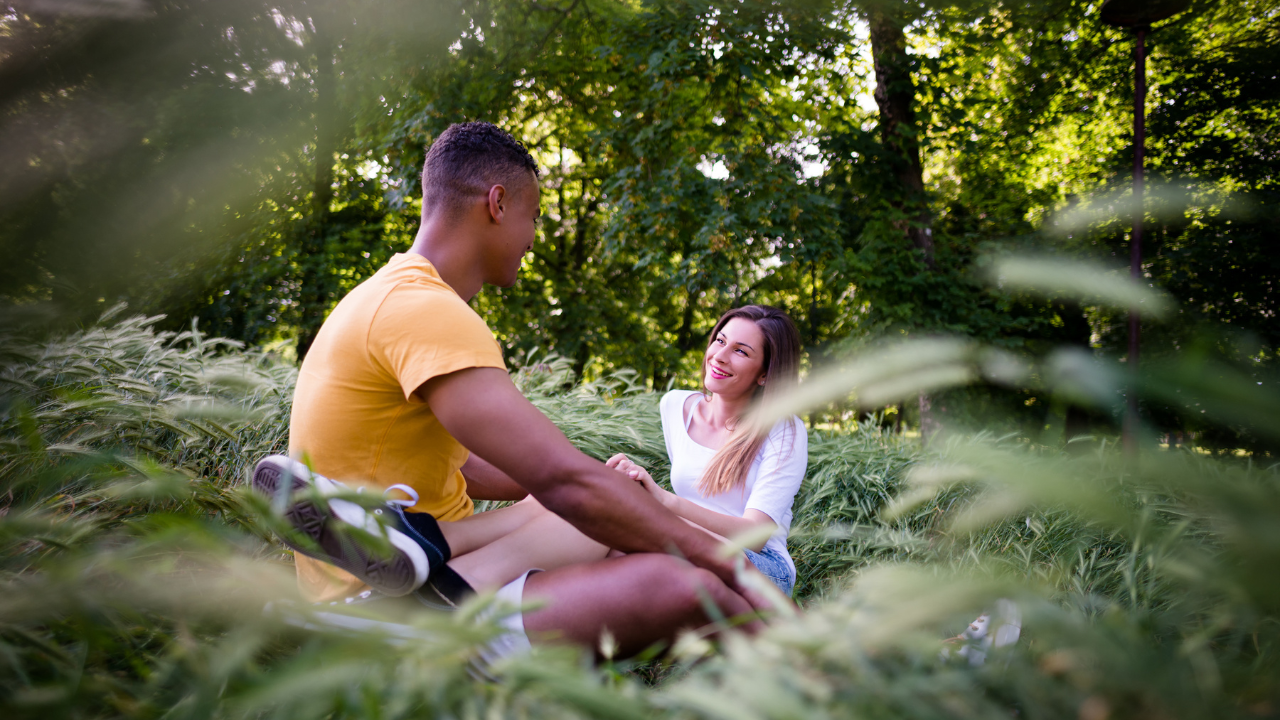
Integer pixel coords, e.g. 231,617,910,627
519,553,763,658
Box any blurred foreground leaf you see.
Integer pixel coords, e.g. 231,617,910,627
988,256,1175,319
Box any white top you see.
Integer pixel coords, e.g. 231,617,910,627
659,389,808,576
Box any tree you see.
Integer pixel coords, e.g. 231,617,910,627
0,0,317,320
363,0,846,383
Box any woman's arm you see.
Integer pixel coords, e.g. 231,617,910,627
632,415,807,553
663,494,777,551
607,454,776,551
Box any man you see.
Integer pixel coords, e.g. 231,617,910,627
265,121,768,659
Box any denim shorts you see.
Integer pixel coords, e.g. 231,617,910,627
743,545,795,597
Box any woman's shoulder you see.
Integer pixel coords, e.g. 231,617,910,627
660,389,698,423
661,388,700,408
765,415,809,448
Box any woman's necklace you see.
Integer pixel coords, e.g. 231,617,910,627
692,394,740,449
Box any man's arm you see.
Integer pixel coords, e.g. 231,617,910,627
417,367,738,584
460,453,529,501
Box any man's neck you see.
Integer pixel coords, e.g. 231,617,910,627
408,216,483,301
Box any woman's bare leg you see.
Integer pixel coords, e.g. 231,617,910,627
446,509,611,592
436,496,548,556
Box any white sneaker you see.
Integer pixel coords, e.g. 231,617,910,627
252,455,430,596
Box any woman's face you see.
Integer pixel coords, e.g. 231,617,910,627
703,317,768,401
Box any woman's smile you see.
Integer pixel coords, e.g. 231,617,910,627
703,317,766,399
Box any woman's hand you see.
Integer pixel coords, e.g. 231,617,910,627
606,453,674,509
605,453,651,483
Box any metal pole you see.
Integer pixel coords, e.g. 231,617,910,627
1123,26,1146,455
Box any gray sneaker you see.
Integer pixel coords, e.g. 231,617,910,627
252,455,430,596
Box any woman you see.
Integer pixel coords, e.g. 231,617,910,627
608,304,807,595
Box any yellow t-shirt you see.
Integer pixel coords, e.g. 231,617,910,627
288,253,506,601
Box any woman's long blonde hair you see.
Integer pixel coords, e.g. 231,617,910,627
698,305,802,496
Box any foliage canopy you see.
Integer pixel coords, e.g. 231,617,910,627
4,0,1276,446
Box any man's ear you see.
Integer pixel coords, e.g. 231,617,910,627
486,184,507,223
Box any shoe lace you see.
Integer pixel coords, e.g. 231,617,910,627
380,484,420,510
355,484,419,516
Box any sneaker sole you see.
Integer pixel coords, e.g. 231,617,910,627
252,456,428,597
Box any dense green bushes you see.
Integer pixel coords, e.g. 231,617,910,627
2,312,1278,719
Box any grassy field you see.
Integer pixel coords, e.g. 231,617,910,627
1,311,1278,719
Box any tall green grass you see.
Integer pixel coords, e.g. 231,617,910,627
2,308,1278,719
0,308,292,549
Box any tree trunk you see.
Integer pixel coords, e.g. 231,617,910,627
868,8,937,442
675,282,701,353
1060,302,1094,448
868,9,932,262
808,260,819,348
295,22,338,361
918,393,940,443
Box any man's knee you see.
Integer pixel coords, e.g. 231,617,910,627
675,566,731,613
628,554,728,615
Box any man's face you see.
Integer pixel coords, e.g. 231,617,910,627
487,174,541,288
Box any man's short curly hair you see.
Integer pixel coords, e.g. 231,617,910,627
421,122,539,218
